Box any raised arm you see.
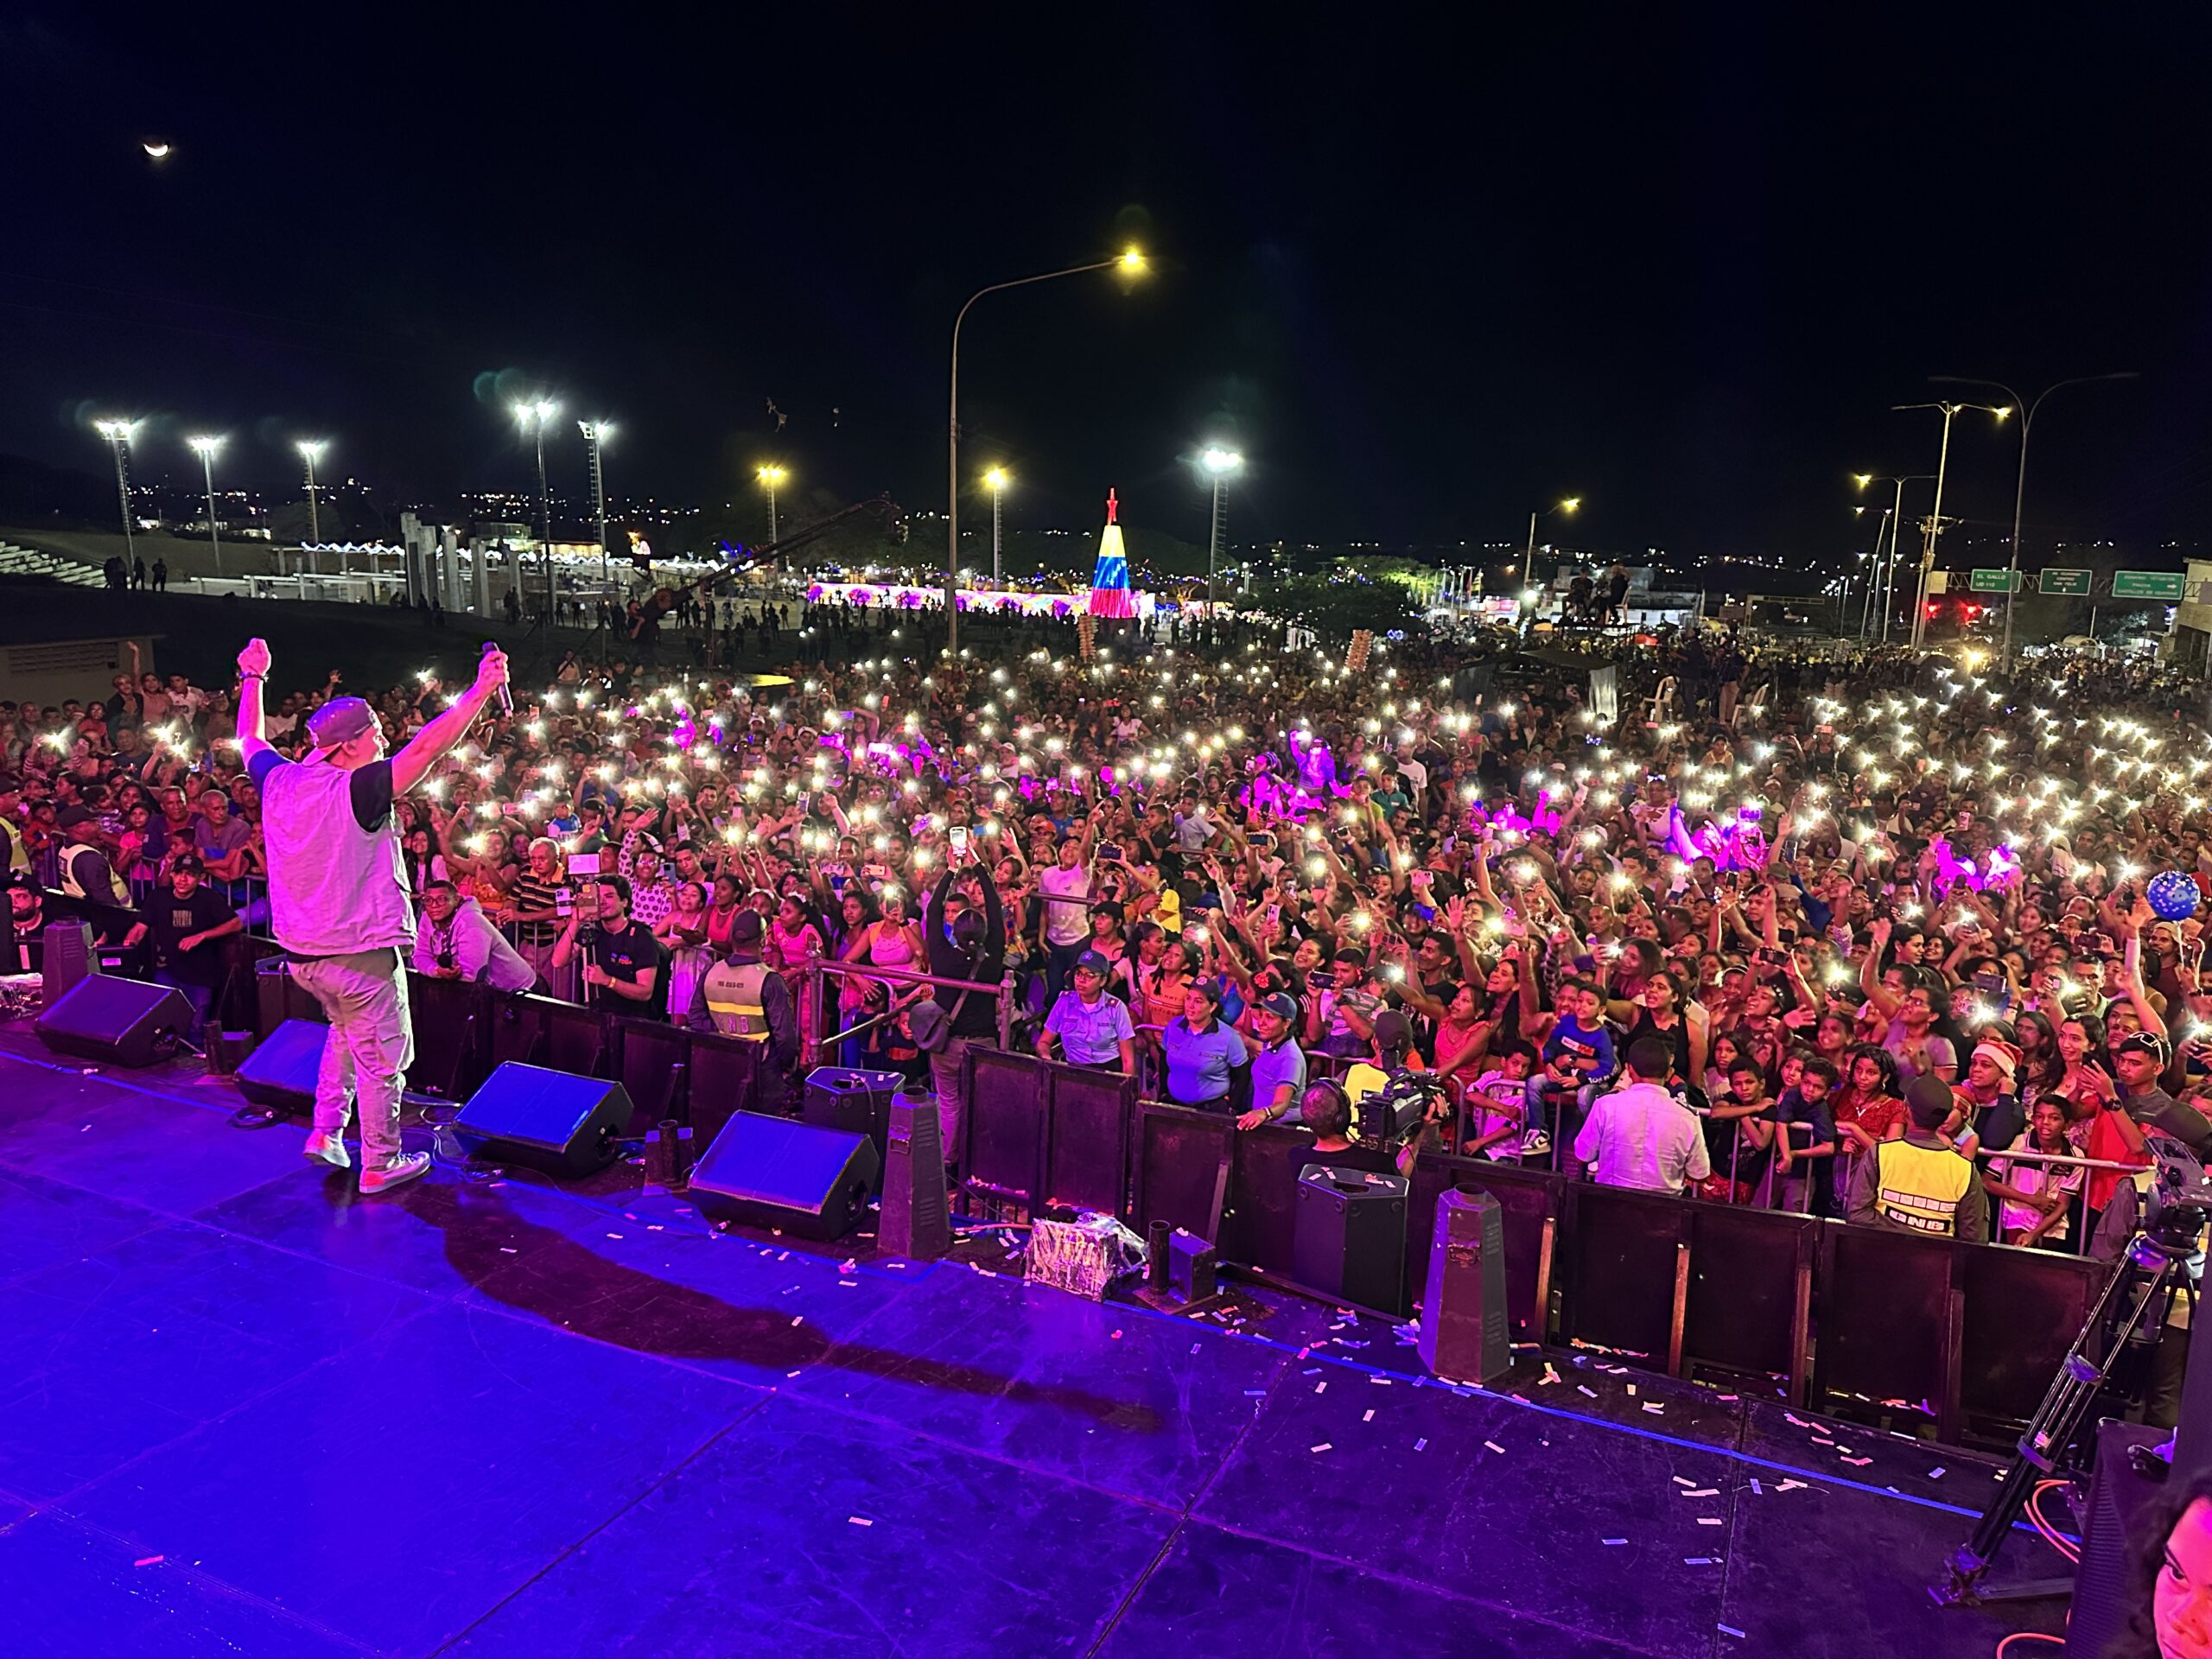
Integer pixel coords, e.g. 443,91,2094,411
391,648,509,796
235,639,272,763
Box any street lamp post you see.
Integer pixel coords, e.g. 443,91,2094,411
296,440,328,570
1522,497,1581,609
1891,401,2011,650
187,435,225,578
579,422,613,586
983,467,1009,588
1198,447,1243,632
947,247,1147,655
756,464,786,548
514,400,560,620
92,419,138,565
1930,373,2137,666
1852,474,1933,645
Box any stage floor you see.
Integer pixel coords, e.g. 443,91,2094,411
0,1036,2071,1656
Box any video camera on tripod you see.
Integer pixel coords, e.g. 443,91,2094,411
1936,1138,2210,1616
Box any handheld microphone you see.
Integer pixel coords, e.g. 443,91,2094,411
483,642,512,717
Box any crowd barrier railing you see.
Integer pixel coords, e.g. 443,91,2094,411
243,981,2118,1450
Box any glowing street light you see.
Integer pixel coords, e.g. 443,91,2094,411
946,245,1149,653
982,467,1010,587
1852,473,1933,644
514,399,561,619
295,439,328,556
1198,447,1244,620
579,421,613,583
91,418,139,563
1522,496,1580,607
1891,401,2008,649
1930,372,2138,666
756,464,787,545
187,435,226,577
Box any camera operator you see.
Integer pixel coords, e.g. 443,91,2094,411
552,872,666,1018
1288,1079,1412,1180
412,879,535,992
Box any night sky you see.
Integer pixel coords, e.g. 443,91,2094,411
5,9,2211,570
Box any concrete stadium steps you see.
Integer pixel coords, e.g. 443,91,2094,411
0,544,106,588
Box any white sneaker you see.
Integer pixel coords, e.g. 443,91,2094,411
359,1152,430,1194
1519,1129,1552,1159
304,1130,351,1170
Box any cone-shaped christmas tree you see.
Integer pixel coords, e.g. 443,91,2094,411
1088,488,1137,619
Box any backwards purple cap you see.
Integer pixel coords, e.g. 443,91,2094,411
306,696,376,749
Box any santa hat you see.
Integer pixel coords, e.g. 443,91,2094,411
1971,1039,2020,1084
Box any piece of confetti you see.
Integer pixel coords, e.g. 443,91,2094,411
134,1554,163,1567
1363,1408,1376,1422
1601,1537,1628,1546
1311,1442,1333,1454
1681,1489,1719,1498
848,1516,873,1527
1414,1439,1428,1452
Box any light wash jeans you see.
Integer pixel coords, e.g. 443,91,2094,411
289,949,414,1168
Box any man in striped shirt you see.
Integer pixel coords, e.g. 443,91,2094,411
505,836,570,997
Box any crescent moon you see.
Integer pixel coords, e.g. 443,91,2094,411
142,140,170,159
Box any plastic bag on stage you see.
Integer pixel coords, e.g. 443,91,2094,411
1025,1210,1145,1301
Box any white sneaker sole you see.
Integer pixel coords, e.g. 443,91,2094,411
359,1157,429,1195
305,1137,351,1170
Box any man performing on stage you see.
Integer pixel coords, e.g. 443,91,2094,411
235,635,509,1192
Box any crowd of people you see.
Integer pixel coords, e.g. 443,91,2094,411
3,595,2210,1267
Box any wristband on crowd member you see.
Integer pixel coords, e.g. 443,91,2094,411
240,671,266,682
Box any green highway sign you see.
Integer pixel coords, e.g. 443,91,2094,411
2037,568,2092,596
2112,570,2186,601
1968,569,2023,593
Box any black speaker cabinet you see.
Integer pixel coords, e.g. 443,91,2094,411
688,1111,880,1242
803,1065,900,1161
255,955,327,1039
40,918,97,1007
455,1062,636,1179
1419,1187,1511,1385
880,1090,948,1259
234,1018,330,1116
35,975,192,1067
2067,1421,2176,1657
1293,1163,1408,1315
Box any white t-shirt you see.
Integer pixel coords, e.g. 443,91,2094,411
1038,861,1093,947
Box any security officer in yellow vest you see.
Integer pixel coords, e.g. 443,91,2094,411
702,908,799,1112
55,804,137,948
1847,1073,1988,1241
0,773,29,876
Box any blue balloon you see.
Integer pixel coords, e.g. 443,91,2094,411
2146,869,2201,922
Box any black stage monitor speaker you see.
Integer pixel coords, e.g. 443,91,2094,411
40,919,97,1007
455,1062,636,1179
803,1065,900,1159
688,1111,880,1242
1293,1164,1408,1315
1169,1227,1218,1302
879,1090,949,1259
1419,1187,1511,1385
35,975,191,1067
235,1018,330,1116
